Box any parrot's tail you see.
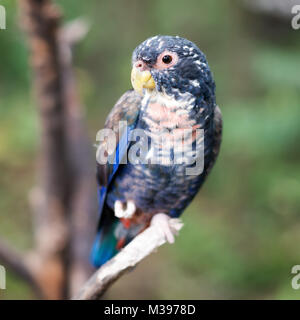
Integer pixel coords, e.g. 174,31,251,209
90,217,119,268
90,212,147,268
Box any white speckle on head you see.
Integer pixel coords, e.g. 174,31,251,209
145,39,151,47
191,80,200,87
158,40,164,50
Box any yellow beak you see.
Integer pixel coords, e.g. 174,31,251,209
131,68,155,95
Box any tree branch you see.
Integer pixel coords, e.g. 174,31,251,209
73,218,183,300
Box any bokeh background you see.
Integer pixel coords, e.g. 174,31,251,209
1,0,300,299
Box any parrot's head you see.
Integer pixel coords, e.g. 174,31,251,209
131,35,215,101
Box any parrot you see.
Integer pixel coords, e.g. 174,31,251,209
91,35,222,267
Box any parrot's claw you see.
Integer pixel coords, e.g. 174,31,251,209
114,200,136,219
151,213,175,244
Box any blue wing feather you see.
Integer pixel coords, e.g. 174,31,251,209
91,90,142,267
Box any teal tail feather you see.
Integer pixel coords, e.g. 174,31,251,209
90,219,119,268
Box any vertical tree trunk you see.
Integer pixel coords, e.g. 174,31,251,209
18,0,96,299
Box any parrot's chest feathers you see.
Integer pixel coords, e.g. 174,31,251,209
141,90,197,132
138,90,202,166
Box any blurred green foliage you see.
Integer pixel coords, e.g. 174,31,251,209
0,0,300,299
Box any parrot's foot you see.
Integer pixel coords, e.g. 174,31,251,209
151,213,176,244
114,200,136,219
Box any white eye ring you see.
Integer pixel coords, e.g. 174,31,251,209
154,51,178,70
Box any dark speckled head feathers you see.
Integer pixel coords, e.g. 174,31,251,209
132,35,215,102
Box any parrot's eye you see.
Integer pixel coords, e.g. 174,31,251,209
154,51,178,70
162,55,172,64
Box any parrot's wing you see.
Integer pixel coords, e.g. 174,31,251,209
91,90,142,267
96,89,142,219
